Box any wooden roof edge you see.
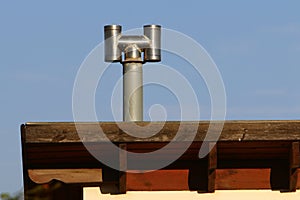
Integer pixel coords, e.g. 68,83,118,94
22,120,300,143
23,120,300,126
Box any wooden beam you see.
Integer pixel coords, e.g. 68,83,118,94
188,142,217,193
289,142,300,191
28,169,102,184
270,142,300,192
23,120,300,143
100,143,127,194
126,169,300,191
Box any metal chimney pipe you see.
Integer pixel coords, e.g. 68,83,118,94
123,61,143,121
104,25,122,62
104,24,161,121
144,25,161,62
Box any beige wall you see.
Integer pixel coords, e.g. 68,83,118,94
84,188,300,200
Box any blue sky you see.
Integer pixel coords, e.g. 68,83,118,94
1,0,300,193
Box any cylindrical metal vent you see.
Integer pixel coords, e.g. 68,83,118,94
104,25,122,62
143,25,161,62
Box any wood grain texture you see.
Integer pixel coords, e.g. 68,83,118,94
28,169,102,184
23,120,300,143
126,169,287,190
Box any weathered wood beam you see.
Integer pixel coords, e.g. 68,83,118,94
23,120,300,143
28,169,102,184
270,142,300,192
188,142,217,193
100,143,127,194
288,142,300,191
